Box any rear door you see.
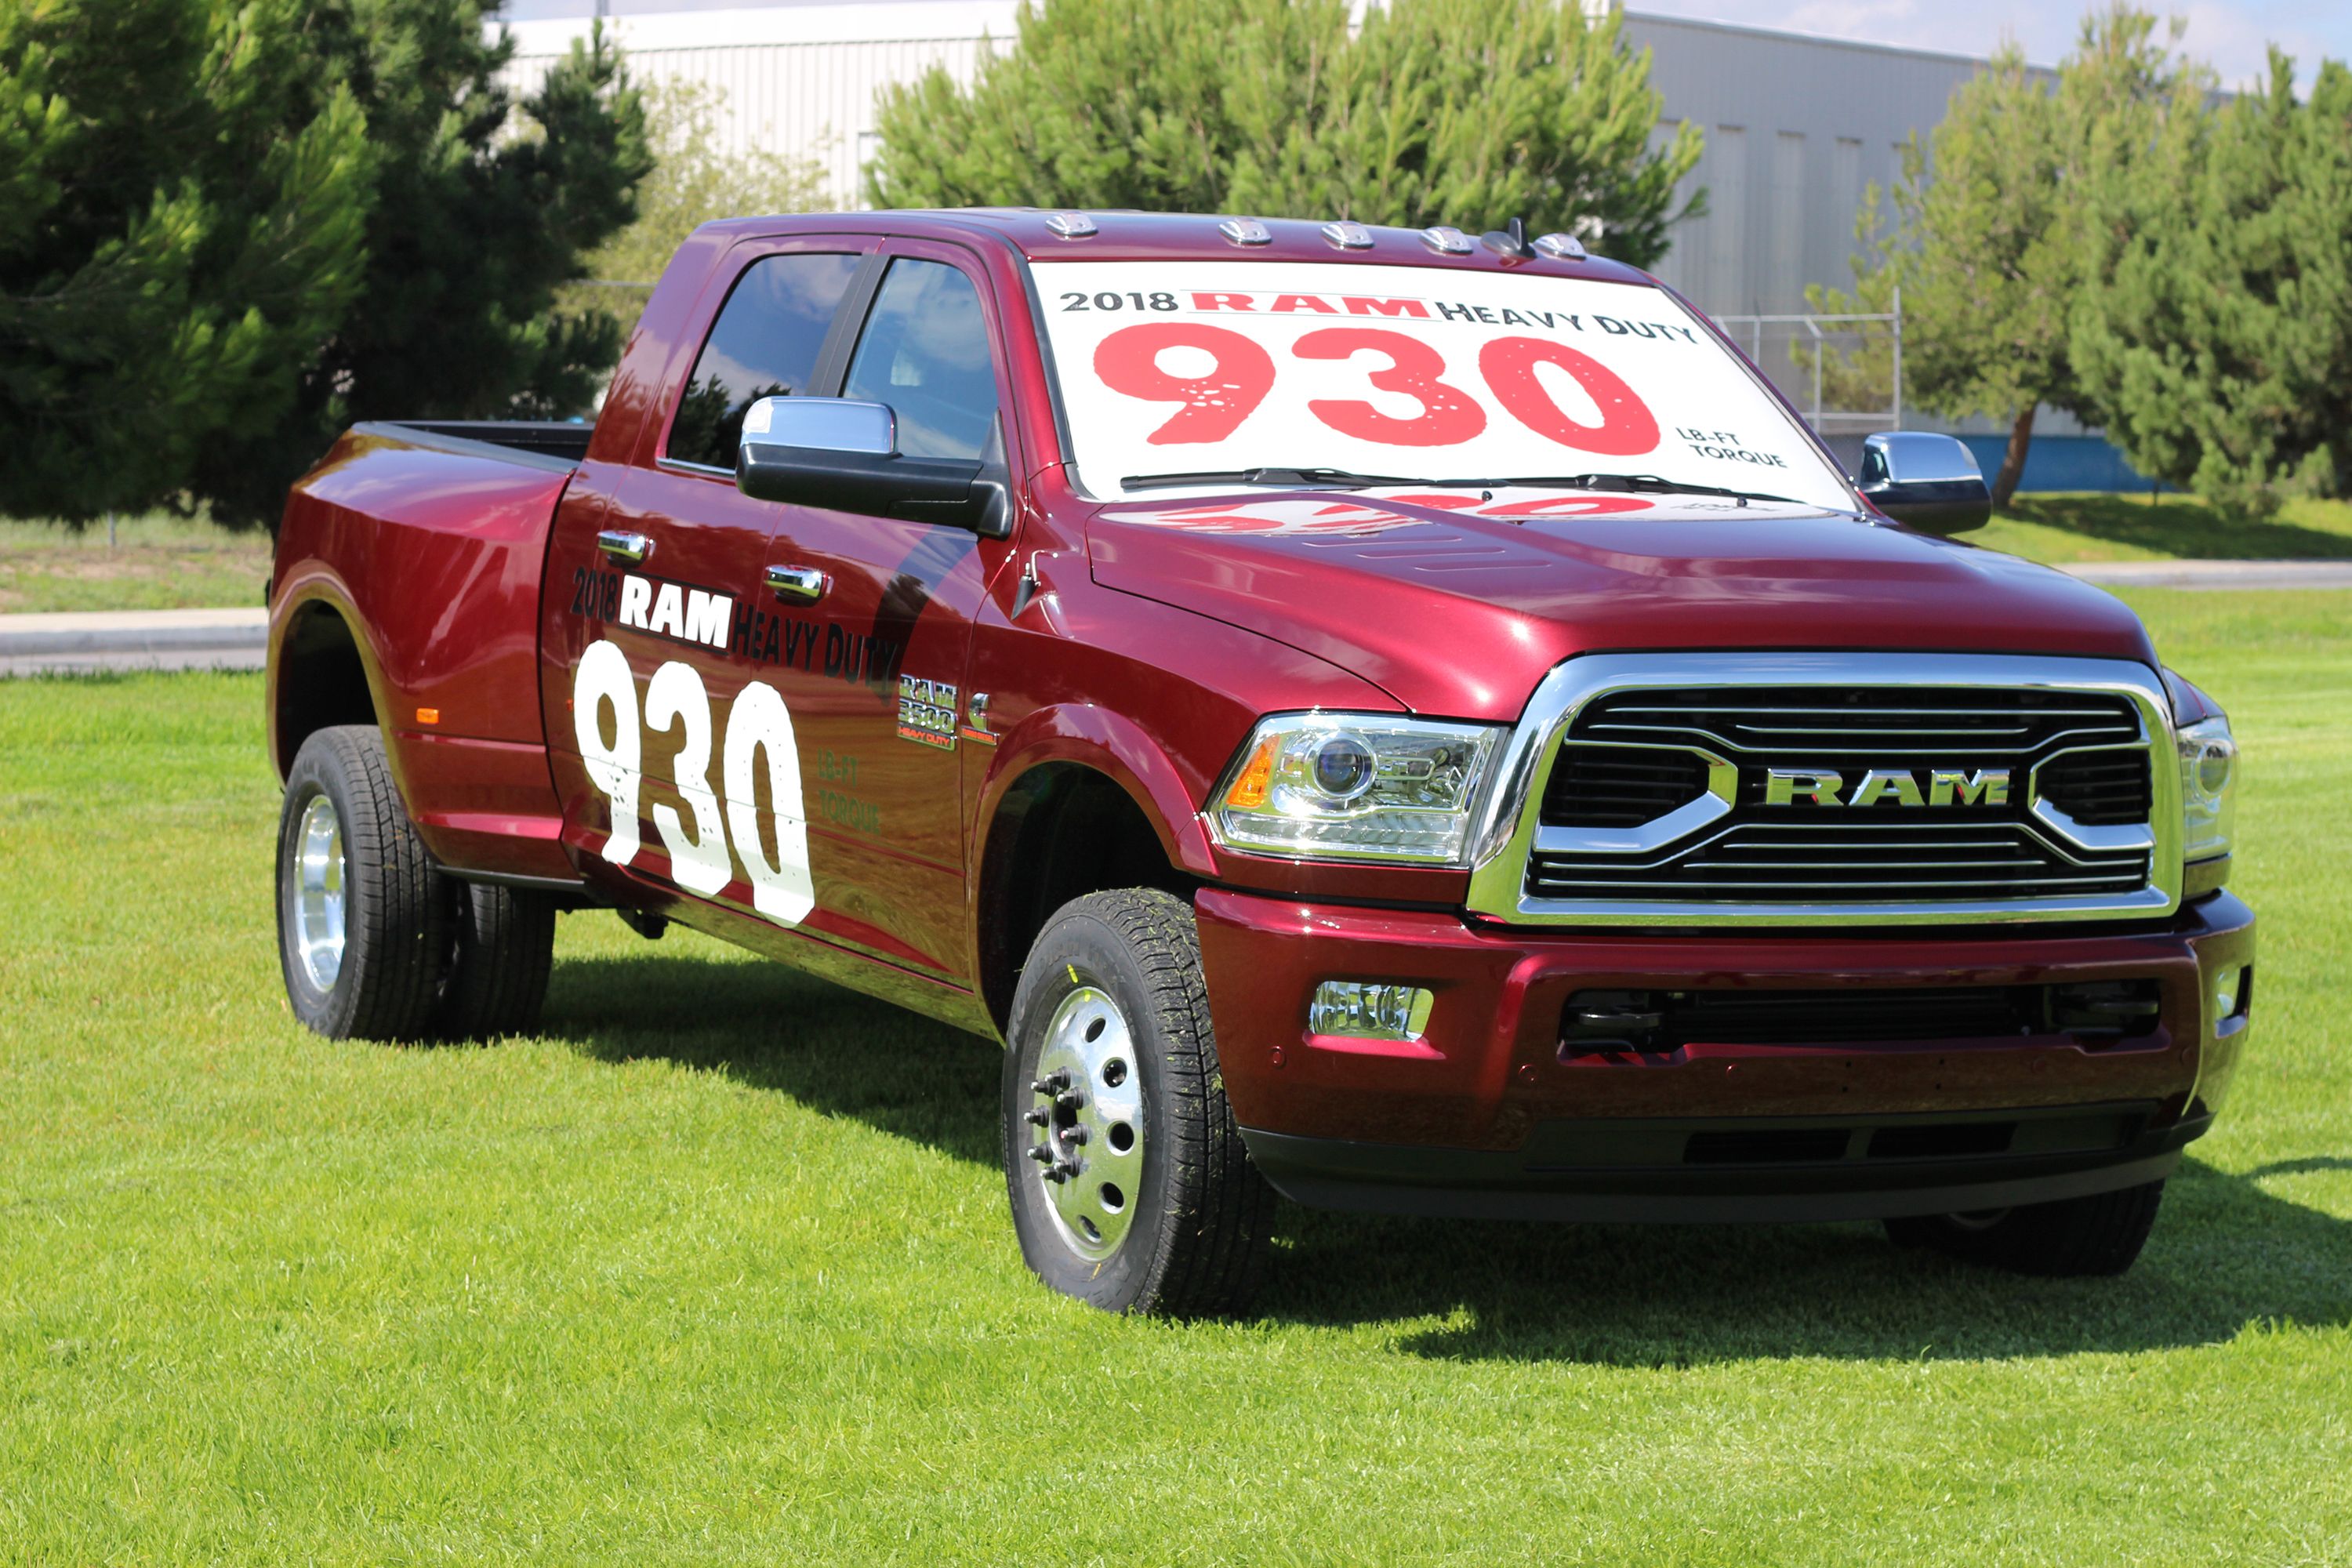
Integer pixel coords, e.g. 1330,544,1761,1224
542,238,869,924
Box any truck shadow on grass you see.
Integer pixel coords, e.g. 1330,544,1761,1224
1998,495,2352,560
543,949,2351,1367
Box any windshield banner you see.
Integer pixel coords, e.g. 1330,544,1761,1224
1031,260,1852,509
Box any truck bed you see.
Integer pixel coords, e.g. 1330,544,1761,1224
354,419,594,470
271,417,593,886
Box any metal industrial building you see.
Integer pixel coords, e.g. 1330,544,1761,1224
499,0,2136,485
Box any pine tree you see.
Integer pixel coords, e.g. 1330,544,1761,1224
187,5,652,527
866,0,1699,269
0,0,372,523
1802,9,2204,509
2071,49,2352,514
569,80,826,338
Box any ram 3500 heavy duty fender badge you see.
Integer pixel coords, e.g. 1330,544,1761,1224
897,674,960,751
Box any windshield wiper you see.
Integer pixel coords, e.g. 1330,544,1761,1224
1497,473,1805,506
1120,466,1422,492
1118,467,1808,506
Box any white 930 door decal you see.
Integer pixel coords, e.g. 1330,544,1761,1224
571,637,815,925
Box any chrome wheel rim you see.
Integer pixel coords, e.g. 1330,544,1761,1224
1025,985,1145,1262
293,793,347,992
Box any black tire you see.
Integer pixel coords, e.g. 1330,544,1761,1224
1884,1179,2166,1276
1000,888,1273,1316
276,725,447,1041
433,881,557,1040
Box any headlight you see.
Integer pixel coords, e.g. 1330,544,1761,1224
2176,713,2236,863
1210,713,1503,864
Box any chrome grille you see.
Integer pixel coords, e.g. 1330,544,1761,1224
2037,749,2153,825
1541,745,1713,827
1573,685,2143,759
1527,820,2151,900
1467,653,2183,927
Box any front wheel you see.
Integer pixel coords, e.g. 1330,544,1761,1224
1885,1178,2167,1276
1000,889,1273,1316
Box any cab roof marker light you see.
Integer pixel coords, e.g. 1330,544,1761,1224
1481,217,1535,260
1420,225,1475,256
1534,232,1588,261
1044,212,1098,239
1219,217,1273,247
1321,220,1374,251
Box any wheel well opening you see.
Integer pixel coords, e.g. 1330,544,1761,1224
275,603,376,777
978,764,1193,1033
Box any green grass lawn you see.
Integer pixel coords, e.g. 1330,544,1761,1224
1969,493,2352,564
2,590,2347,1563
0,512,272,614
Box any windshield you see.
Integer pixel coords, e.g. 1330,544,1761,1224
1030,260,1856,510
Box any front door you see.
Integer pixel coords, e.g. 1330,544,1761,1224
750,238,1023,980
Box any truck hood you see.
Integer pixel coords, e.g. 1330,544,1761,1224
1083,487,2159,721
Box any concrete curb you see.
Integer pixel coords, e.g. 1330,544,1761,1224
0,608,267,677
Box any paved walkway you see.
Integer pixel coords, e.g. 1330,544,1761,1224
0,607,267,677
2058,559,2352,590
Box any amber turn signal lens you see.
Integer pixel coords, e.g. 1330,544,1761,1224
416,707,441,726
1226,733,1279,809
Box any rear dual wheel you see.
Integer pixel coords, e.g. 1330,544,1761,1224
277,725,555,1042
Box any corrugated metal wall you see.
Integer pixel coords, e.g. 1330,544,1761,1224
1621,13,1994,317
507,31,997,205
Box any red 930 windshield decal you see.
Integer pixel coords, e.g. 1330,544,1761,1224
1033,261,1853,510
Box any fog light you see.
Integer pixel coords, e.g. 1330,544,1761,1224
1308,981,1435,1041
2214,965,2249,1025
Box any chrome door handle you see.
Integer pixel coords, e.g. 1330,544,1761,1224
597,530,653,564
764,564,829,604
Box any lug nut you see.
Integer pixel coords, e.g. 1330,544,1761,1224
1047,1164,1073,1185
1052,1160,1079,1181
1055,1091,1084,1113
1028,1142,1051,1163
1030,1069,1071,1095
1060,1125,1088,1146
1023,1107,1049,1127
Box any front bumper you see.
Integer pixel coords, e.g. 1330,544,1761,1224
1195,887,2256,1222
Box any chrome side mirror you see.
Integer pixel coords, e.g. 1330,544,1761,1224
742,394,895,457
735,396,1008,536
1855,431,1992,535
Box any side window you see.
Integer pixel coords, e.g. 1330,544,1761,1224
666,252,862,469
841,259,1001,463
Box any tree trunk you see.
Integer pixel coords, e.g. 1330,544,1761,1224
1991,405,2036,510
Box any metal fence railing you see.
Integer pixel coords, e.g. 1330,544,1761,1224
1712,288,1902,438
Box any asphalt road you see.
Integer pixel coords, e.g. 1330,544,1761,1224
2,560,2347,678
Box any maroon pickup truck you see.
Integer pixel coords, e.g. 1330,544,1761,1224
268,209,2252,1315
